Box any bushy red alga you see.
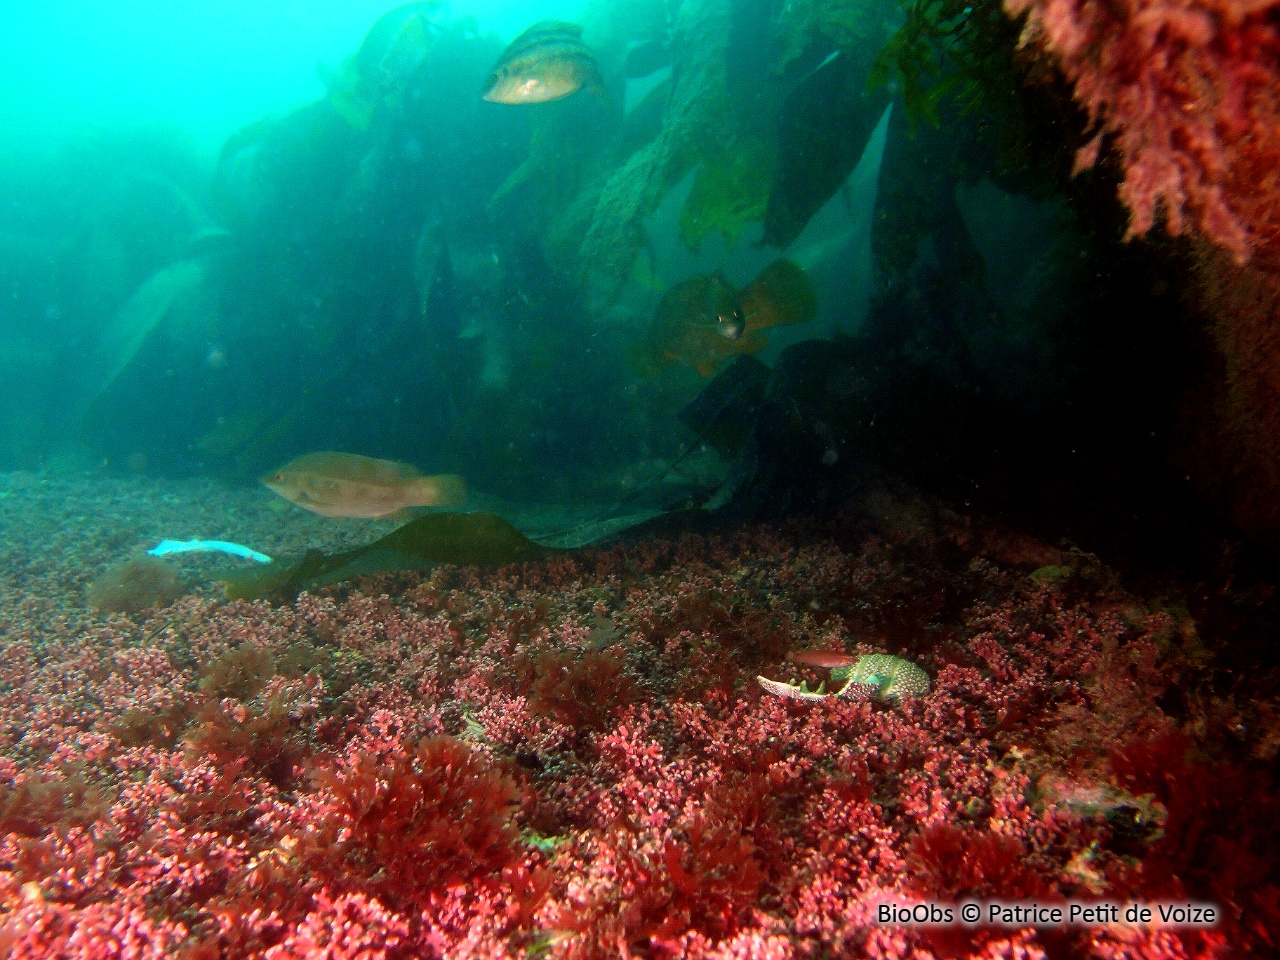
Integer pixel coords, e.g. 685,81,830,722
1007,0,1280,267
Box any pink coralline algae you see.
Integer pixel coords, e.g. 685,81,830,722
0,511,1275,958
1005,0,1280,266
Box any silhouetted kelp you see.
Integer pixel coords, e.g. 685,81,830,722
221,511,555,602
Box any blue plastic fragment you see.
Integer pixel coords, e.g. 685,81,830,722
147,539,273,563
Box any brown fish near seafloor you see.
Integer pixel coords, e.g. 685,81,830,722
642,258,816,377
262,452,466,518
482,20,603,104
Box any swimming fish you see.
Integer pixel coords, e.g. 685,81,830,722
758,652,930,706
262,452,466,518
641,258,816,377
482,21,604,104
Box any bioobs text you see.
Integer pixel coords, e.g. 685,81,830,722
876,901,1219,927
877,904,954,924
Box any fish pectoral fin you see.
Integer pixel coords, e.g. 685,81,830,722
696,360,718,378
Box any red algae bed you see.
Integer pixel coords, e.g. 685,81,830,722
0,470,1277,958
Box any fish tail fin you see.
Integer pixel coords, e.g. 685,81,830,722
738,258,816,332
412,474,468,507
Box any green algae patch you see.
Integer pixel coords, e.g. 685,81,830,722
1029,564,1073,587
221,511,556,602
678,138,775,252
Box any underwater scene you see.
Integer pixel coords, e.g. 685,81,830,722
1,0,1279,956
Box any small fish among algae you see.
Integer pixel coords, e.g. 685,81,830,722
640,258,816,377
758,651,930,705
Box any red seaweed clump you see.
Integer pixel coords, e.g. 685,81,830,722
530,649,641,732
1107,731,1280,946
908,823,1048,903
304,735,523,906
0,507,1273,957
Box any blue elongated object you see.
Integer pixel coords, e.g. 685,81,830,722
148,539,273,563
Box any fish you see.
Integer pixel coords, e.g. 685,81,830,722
758,652,931,706
262,452,466,518
623,64,672,115
789,649,857,669
482,21,604,104
352,2,442,89
671,270,746,340
641,258,816,377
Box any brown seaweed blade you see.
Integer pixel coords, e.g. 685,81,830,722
220,511,554,602
764,50,892,247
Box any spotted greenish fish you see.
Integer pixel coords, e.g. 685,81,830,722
757,653,930,706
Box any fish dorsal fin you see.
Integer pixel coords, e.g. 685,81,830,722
504,20,585,57
790,649,857,668
288,452,423,484
517,20,583,40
